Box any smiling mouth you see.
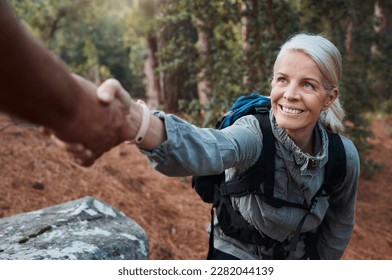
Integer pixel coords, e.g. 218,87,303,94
280,105,304,114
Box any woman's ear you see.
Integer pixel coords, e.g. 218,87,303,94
322,88,339,111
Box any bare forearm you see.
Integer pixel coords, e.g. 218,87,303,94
0,2,137,167
0,1,80,129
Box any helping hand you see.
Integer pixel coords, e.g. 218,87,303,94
51,76,135,166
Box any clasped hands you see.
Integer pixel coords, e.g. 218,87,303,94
51,75,142,167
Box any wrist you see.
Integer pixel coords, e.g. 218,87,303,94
128,100,150,144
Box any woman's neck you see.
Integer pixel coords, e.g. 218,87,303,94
285,129,315,155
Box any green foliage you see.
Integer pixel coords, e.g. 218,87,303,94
122,0,156,98
9,0,134,92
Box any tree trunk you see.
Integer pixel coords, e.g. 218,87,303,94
265,0,282,42
344,1,375,58
241,0,266,92
155,16,198,113
196,19,213,115
372,1,392,101
374,1,392,50
144,35,162,109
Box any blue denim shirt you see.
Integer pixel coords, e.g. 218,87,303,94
141,110,360,260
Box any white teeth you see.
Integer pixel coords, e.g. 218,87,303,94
281,106,303,114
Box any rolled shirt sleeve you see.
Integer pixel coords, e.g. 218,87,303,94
140,112,263,177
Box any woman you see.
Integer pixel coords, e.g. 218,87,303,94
65,33,360,260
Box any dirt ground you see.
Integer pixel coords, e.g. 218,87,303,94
0,112,391,260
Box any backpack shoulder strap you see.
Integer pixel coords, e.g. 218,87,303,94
254,109,275,197
220,106,275,197
304,131,347,260
324,131,347,193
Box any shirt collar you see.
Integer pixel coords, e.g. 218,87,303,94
270,110,328,173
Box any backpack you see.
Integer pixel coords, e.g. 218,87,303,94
192,93,347,260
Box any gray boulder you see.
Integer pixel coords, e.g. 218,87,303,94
0,196,148,260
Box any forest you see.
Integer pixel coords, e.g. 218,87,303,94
9,0,392,173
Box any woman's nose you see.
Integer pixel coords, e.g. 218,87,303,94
283,83,300,100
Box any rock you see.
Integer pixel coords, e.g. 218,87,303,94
0,196,148,260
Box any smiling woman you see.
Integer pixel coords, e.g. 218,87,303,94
56,33,360,260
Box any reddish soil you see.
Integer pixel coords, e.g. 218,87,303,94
0,112,391,260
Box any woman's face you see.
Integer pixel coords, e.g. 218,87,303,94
270,50,337,139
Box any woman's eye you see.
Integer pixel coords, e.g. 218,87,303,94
277,77,286,83
303,82,314,89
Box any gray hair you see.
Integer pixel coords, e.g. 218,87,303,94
276,33,345,133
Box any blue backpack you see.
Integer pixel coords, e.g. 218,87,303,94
192,93,346,259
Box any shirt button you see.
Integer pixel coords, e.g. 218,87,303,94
308,159,319,169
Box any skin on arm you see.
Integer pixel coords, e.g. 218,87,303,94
0,1,79,128
0,1,135,166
